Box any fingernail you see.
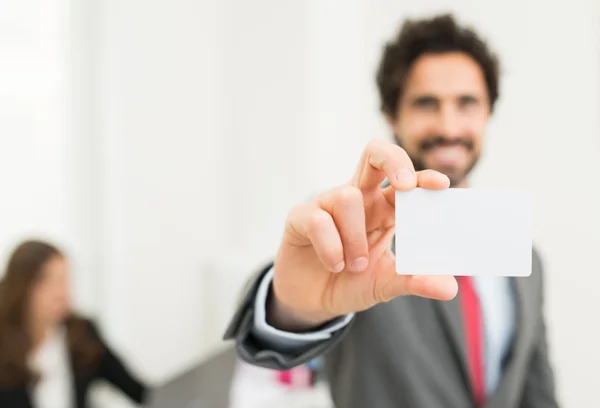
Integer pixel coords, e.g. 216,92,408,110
332,261,345,273
395,169,415,186
350,257,368,272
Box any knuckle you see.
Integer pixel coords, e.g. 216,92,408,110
288,203,308,220
365,137,389,154
306,210,330,234
365,138,382,149
334,185,363,207
373,280,394,304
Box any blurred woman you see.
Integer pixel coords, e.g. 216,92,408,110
0,240,148,408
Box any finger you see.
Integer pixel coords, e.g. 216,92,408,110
373,250,458,302
406,275,459,300
286,204,345,272
382,169,450,206
318,186,369,272
381,274,458,301
416,169,451,189
351,138,416,192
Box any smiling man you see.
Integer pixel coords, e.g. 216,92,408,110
224,13,559,408
379,17,497,188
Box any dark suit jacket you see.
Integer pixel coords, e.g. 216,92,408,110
224,248,560,408
0,319,148,408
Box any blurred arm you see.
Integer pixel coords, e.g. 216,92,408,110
223,263,355,370
251,267,354,353
88,321,149,404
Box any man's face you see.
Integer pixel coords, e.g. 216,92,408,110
389,52,491,187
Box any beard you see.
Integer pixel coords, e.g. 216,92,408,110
396,135,480,187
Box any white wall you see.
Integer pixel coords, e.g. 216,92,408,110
0,0,98,314
93,0,226,384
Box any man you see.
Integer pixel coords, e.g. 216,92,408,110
224,13,559,408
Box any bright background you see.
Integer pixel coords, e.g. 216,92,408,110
1,0,598,406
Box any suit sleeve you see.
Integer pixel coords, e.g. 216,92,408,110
519,251,560,408
87,321,149,404
222,262,355,371
252,266,354,352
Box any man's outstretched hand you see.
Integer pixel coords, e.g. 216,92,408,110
269,138,458,332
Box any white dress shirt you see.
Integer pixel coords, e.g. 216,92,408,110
29,327,75,408
252,267,516,396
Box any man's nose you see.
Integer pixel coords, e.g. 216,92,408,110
437,107,463,139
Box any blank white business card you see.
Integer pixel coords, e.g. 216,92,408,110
395,188,532,277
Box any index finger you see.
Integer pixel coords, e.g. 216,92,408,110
351,138,417,192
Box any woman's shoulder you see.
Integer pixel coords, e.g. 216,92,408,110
64,314,104,342
64,314,108,371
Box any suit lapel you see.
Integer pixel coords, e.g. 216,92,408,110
508,276,535,365
433,296,471,393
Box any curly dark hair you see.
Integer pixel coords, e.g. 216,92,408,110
376,13,501,117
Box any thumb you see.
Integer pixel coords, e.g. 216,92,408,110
405,275,459,300
375,250,458,302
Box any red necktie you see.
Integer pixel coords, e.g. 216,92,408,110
457,276,485,406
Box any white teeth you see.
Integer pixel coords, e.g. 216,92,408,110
427,146,468,166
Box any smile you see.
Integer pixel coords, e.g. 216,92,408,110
425,145,471,167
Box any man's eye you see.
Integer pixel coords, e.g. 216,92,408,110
459,96,479,107
413,97,438,109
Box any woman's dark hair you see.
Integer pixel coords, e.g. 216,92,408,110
0,240,104,388
376,13,501,117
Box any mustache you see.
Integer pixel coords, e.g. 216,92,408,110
420,136,474,151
